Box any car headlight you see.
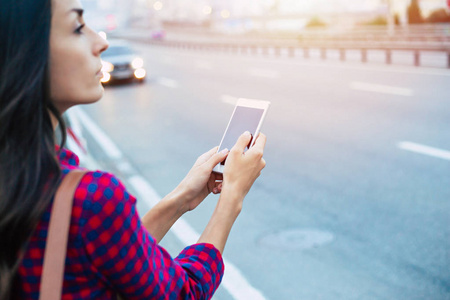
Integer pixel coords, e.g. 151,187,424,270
101,60,114,72
131,57,144,69
101,72,111,83
134,68,146,79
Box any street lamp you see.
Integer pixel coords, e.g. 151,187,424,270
203,5,212,15
153,1,163,11
221,9,230,19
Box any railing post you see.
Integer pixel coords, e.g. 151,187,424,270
321,48,326,60
386,49,392,64
340,48,346,61
275,46,281,57
361,48,367,63
414,50,420,67
289,46,295,58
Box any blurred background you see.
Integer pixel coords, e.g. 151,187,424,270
68,0,450,299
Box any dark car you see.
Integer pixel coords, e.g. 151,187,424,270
100,40,146,84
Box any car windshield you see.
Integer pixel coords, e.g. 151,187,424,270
102,45,133,57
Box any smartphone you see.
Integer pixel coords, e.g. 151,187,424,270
213,98,270,174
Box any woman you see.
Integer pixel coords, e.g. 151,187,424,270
0,0,267,299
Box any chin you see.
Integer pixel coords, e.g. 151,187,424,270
84,86,105,103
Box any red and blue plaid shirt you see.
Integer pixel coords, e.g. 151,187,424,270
16,148,224,299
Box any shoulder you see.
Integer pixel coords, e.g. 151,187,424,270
72,171,139,248
75,170,136,206
71,171,137,227
72,171,143,260
57,146,80,167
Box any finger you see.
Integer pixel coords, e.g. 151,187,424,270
213,183,223,194
195,146,219,165
231,131,252,153
249,133,266,153
204,148,229,170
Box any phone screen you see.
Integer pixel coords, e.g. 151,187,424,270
218,106,264,164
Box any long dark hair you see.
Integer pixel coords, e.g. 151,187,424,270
0,0,67,298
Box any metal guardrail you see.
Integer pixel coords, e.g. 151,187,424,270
158,23,450,44
115,24,450,68
141,38,450,69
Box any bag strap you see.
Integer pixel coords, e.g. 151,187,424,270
39,170,88,300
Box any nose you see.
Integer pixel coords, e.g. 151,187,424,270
98,35,109,55
94,31,109,56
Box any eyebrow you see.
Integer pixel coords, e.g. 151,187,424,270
69,8,84,17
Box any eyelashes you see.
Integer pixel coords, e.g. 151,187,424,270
75,23,85,34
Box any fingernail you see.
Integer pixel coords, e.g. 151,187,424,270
213,188,218,193
243,131,251,136
220,148,229,154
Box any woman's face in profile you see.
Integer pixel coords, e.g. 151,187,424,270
49,0,109,113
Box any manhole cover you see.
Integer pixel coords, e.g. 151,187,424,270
258,228,334,250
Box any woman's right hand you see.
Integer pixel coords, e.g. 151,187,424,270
221,131,267,209
197,131,266,253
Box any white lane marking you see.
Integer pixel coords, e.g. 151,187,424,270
65,136,102,170
195,60,213,70
222,262,267,300
72,107,123,160
248,68,279,79
157,77,179,88
116,161,135,174
221,94,238,105
398,141,450,161
128,175,163,207
128,176,267,300
350,81,413,96
77,108,267,300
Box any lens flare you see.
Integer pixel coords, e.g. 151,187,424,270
134,68,146,79
131,57,144,69
101,72,111,83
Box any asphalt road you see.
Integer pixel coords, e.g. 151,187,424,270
74,41,450,300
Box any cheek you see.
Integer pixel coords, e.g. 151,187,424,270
50,51,79,100
49,43,103,108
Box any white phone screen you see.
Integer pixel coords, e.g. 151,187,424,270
218,106,264,163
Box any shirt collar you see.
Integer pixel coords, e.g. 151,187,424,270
55,145,80,167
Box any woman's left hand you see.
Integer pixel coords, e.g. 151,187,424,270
176,147,229,212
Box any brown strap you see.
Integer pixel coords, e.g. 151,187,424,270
39,170,88,300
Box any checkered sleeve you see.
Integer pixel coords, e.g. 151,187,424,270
77,171,224,299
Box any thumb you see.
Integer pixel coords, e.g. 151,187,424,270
232,131,252,153
205,148,229,170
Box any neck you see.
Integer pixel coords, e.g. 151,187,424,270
49,110,59,131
